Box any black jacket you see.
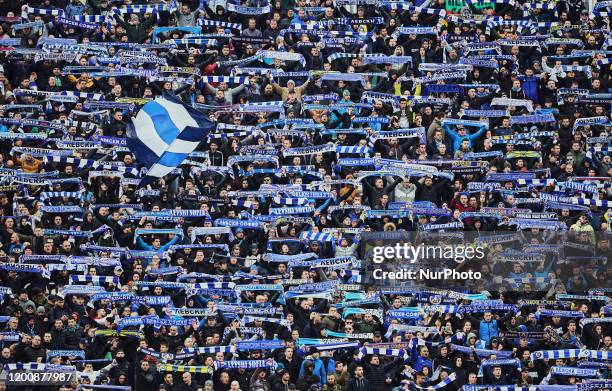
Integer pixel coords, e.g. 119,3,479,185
61,326,83,349
135,369,161,391
347,377,371,391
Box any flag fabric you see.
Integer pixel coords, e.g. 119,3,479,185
127,94,214,185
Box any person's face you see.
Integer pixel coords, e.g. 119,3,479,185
467,373,477,384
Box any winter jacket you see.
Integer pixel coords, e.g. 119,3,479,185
518,75,539,101
347,378,370,391
135,369,161,391
393,183,416,203
443,124,487,154
61,326,83,349
299,358,326,384
335,243,359,257
113,14,157,43
364,358,401,390
478,319,499,348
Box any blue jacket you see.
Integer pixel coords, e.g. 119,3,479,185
533,260,554,279
66,3,87,18
299,358,327,384
518,75,539,101
443,124,487,153
412,355,432,372
410,342,432,372
136,235,179,252
479,319,499,347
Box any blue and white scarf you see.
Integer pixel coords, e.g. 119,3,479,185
57,17,98,31
451,344,514,358
530,349,582,361
226,4,270,14
550,366,599,377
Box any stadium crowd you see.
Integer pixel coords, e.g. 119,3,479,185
0,0,609,390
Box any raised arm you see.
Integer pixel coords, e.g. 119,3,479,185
469,124,488,141
443,123,459,142
204,82,218,94
113,14,129,29
136,236,154,251
271,79,284,96
229,83,246,96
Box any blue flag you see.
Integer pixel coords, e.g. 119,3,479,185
127,94,214,186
